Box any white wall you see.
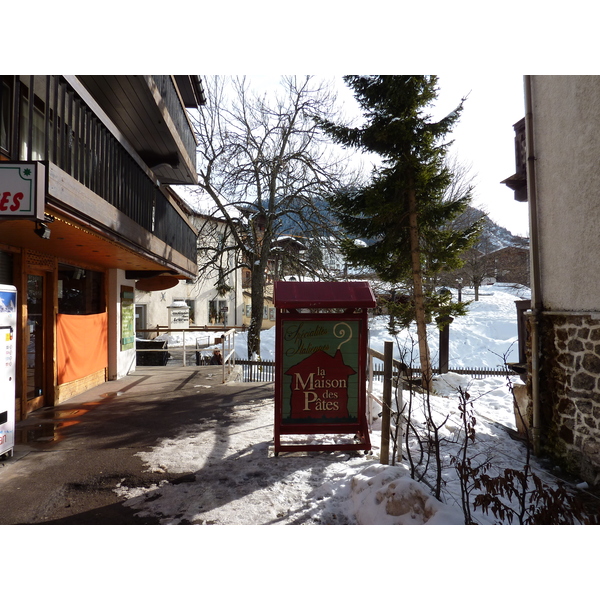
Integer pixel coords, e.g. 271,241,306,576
136,276,243,332
532,76,600,312
135,213,244,334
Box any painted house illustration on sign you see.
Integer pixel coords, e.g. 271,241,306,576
274,281,376,455
286,345,356,422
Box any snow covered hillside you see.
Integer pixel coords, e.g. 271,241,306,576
470,206,530,252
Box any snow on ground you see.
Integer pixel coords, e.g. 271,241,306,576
114,371,553,525
233,282,530,367
115,283,591,526
365,282,531,369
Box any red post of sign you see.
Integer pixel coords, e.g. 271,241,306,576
273,281,376,455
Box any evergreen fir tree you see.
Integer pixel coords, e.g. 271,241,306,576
318,76,482,388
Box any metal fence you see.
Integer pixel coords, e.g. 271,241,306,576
235,359,512,383
136,328,237,383
376,364,514,380
237,359,276,382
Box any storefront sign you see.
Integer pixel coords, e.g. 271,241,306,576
274,281,376,455
168,301,190,329
0,162,46,220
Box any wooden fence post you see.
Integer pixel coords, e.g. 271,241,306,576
380,341,393,465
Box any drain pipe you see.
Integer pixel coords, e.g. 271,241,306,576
524,75,542,455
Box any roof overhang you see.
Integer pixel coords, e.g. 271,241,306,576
0,213,195,279
274,281,377,309
75,75,201,185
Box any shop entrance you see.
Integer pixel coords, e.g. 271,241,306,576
25,272,48,414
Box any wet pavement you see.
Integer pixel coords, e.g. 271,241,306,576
0,365,273,525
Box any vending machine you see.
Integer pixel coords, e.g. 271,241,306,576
0,284,16,459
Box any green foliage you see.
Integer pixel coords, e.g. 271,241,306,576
318,75,482,324
384,287,471,335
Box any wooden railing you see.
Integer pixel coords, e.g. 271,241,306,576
5,75,197,262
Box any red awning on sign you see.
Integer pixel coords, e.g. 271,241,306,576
274,281,376,309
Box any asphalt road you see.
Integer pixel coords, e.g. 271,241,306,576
0,366,272,525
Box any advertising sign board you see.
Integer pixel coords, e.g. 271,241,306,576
274,281,376,455
0,285,17,459
0,162,46,221
280,318,361,424
168,301,190,329
120,286,135,351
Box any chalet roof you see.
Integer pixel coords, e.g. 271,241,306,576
274,281,377,309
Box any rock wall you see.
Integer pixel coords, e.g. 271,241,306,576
538,312,600,484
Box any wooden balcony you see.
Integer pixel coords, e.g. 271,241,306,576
0,75,199,270
76,75,201,185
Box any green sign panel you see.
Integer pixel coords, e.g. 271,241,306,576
120,286,135,350
280,318,361,425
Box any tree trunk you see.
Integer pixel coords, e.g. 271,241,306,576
407,186,433,390
247,265,265,360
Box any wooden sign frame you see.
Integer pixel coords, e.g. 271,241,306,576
273,281,376,455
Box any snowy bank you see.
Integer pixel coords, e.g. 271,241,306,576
113,282,593,526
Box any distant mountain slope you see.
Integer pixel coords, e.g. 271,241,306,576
261,199,529,256
457,206,529,254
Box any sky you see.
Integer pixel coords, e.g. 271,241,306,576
12,3,590,241
426,75,528,236
192,74,529,237
322,74,529,236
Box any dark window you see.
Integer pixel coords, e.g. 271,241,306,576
1,79,11,153
58,264,105,314
0,251,13,285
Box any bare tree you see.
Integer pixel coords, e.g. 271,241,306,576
186,211,241,325
189,76,358,358
449,205,497,300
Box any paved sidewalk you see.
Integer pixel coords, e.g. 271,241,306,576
0,366,273,524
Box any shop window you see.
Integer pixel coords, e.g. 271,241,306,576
208,299,227,324
1,80,10,154
58,264,104,315
0,251,13,285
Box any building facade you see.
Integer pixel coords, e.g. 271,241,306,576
504,75,600,483
0,75,204,420
135,210,244,334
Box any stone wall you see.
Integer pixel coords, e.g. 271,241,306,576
537,312,600,484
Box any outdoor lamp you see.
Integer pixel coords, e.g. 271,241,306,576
35,222,51,240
